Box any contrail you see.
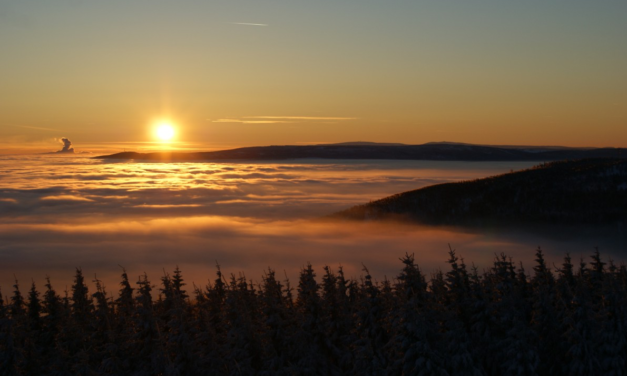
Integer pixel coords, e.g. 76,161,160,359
233,22,268,27
245,116,357,120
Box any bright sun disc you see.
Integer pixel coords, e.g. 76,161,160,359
156,123,175,141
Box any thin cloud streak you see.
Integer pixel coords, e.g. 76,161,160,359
245,116,357,120
210,116,357,124
232,22,268,27
40,195,93,202
212,119,289,124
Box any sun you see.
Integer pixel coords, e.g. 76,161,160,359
155,122,176,142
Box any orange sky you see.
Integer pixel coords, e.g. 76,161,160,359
1,1,626,154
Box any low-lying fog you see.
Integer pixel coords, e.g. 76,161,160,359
1,156,623,293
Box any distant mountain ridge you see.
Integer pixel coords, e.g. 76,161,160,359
330,158,627,226
97,142,625,162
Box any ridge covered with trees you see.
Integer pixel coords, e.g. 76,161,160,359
96,143,626,162
1,249,626,375
332,158,627,226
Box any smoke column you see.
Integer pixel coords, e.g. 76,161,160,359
57,138,74,153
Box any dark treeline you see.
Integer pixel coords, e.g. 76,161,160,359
1,248,626,375
333,158,627,226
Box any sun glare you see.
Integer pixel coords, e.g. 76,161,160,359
155,122,176,142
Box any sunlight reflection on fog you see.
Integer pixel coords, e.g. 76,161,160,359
1,155,622,293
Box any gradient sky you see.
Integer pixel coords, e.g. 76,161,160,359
1,0,626,153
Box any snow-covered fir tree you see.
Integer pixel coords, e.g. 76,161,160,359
0,249,624,375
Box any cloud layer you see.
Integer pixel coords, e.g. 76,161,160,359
2,156,620,293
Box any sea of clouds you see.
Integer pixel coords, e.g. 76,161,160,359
1,155,622,293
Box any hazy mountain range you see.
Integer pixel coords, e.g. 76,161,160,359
97,142,625,162
330,158,627,227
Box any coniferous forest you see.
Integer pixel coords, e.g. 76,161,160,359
333,158,627,226
1,248,626,376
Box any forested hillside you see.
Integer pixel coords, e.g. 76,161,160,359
333,158,627,226
97,143,625,162
1,249,626,375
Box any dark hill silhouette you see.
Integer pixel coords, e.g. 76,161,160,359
331,158,627,226
96,142,625,162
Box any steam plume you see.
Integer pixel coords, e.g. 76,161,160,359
57,138,74,153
